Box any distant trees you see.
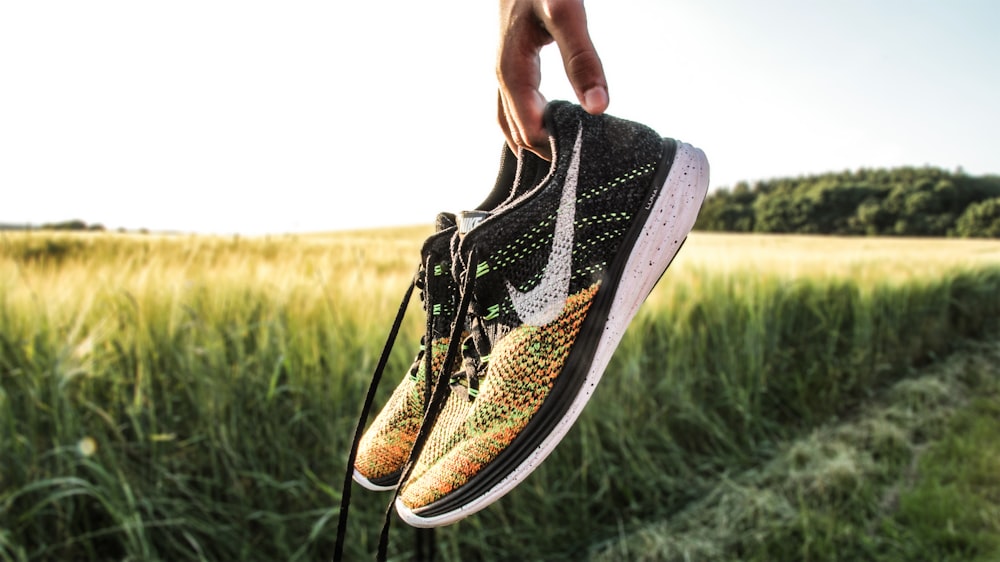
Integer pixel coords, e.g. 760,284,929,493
40,220,106,232
955,198,1000,237
0,220,108,232
695,167,1000,237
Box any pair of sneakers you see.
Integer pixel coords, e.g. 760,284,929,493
339,100,709,545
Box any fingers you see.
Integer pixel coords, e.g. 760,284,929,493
540,0,608,115
497,0,553,158
497,0,607,160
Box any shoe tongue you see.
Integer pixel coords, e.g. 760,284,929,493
458,210,490,235
435,212,457,232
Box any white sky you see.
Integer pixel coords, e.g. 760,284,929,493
2,0,998,234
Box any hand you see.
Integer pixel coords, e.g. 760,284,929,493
497,0,608,160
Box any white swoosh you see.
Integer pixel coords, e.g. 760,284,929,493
505,125,583,326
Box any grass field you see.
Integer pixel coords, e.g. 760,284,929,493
1,229,999,561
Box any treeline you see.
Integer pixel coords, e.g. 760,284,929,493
0,220,106,232
695,167,1000,237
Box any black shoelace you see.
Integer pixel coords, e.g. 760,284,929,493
333,265,418,562
372,247,479,561
334,248,481,562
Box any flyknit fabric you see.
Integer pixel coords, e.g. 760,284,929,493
453,101,664,341
353,148,549,486
399,101,669,514
355,336,463,482
400,363,482,487
354,220,459,484
399,282,598,507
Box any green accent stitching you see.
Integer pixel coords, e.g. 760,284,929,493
410,362,426,382
483,304,500,320
579,163,655,200
482,159,655,277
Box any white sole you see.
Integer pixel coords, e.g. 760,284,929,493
352,468,399,492
397,142,710,527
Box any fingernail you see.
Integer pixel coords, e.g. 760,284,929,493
582,87,609,114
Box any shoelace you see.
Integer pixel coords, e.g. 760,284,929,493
371,246,481,561
334,243,446,561
333,265,417,562
334,246,483,562
454,307,493,401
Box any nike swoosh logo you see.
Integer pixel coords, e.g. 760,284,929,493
505,125,583,326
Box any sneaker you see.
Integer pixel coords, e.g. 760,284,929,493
395,100,710,526
351,146,547,490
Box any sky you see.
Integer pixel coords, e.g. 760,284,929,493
2,0,998,235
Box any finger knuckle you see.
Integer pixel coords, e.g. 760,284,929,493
543,0,581,24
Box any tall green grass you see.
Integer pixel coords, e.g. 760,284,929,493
586,338,1000,562
1,231,999,561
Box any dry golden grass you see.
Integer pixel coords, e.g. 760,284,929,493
5,229,997,328
673,232,1000,276
3,228,1000,561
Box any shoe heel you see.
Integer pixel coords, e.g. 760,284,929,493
608,141,710,327
522,142,709,501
